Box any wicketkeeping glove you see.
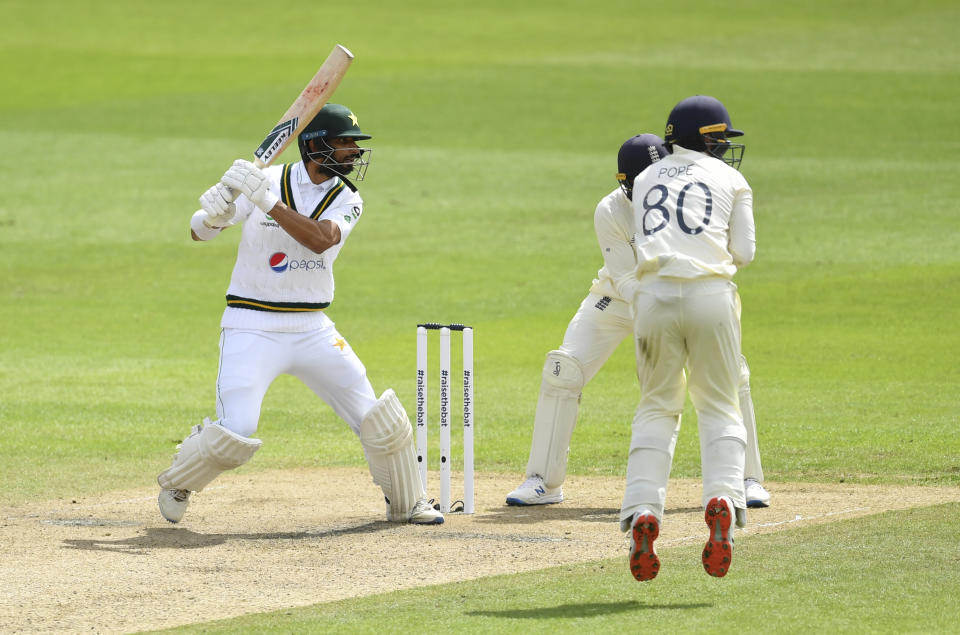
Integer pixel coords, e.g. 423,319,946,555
198,182,237,227
221,159,279,213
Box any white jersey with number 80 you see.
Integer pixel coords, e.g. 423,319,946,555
630,145,755,279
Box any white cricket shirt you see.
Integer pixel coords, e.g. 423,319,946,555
590,187,636,301
627,145,754,281
219,161,363,332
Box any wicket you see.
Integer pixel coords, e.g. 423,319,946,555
416,323,474,514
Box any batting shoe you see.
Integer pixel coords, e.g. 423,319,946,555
409,499,444,525
158,489,191,524
702,496,735,578
505,475,563,506
628,510,661,582
744,478,771,508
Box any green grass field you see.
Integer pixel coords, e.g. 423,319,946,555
2,0,959,632
151,503,960,634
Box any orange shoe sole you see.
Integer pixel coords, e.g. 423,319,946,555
629,513,661,581
702,497,734,577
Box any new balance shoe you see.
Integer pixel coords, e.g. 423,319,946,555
628,511,661,582
158,489,191,524
409,498,444,525
702,496,734,577
744,478,771,508
505,475,563,506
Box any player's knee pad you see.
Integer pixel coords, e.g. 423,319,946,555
699,414,748,447
157,419,262,492
631,424,680,460
631,410,682,451
526,351,585,489
359,389,425,522
542,350,585,393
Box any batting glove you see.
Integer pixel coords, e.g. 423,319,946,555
221,159,279,213
199,182,237,227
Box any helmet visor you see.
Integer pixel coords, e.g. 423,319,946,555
704,136,744,170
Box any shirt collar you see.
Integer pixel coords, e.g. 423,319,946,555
295,161,338,193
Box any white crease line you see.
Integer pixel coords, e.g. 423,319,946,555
652,506,874,547
748,506,872,530
6,486,231,521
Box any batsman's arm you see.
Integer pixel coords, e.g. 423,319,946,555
222,159,340,254
191,192,341,252
191,182,241,241
264,202,342,254
190,210,221,241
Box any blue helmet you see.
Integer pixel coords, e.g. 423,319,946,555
664,95,744,169
616,134,669,200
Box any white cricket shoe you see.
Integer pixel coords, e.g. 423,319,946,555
158,489,191,523
409,498,444,525
745,478,771,508
505,475,563,506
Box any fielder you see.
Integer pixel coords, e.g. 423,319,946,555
156,104,443,526
621,96,754,581
505,133,769,509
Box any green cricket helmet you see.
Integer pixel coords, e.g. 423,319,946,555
298,104,372,180
299,104,371,142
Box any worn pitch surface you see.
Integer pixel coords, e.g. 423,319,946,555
4,468,957,633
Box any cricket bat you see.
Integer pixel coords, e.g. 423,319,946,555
252,44,354,168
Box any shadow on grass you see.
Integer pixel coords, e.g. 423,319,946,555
467,600,711,619
61,521,385,554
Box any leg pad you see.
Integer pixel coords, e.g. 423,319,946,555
360,390,426,521
157,419,262,492
525,350,584,488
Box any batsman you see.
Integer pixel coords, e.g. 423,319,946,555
156,104,444,526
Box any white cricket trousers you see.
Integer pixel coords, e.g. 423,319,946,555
560,292,763,482
620,277,747,526
215,322,377,438
559,292,635,383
